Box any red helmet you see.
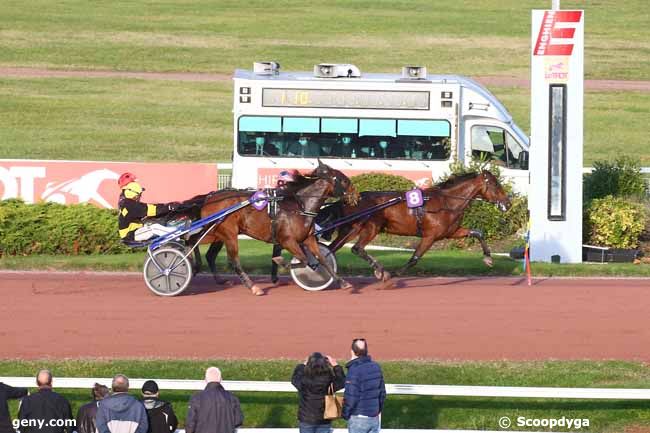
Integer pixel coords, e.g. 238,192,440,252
118,172,137,188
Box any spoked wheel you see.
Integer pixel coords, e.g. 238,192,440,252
290,242,337,291
143,248,193,296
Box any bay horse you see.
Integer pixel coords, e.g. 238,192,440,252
324,170,511,283
197,161,358,295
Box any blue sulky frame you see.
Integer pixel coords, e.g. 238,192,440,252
135,194,266,296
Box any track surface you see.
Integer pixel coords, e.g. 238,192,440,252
1,272,649,361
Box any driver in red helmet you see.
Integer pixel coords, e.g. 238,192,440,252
117,173,179,242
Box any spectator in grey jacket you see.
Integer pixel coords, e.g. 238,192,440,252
185,367,243,433
96,375,148,433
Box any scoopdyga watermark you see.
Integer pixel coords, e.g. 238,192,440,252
499,416,590,430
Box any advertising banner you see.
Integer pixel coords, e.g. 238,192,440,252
0,160,218,209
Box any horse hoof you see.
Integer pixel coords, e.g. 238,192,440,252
341,281,353,291
251,285,265,296
378,279,395,290
271,256,284,266
381,271,392,282
483,256,494,267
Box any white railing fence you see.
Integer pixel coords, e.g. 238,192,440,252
3,377,650,399
9,377,647,433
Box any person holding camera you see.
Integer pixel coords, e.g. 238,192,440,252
291,353,346,433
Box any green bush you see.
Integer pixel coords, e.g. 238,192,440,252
350,172,415,192
0,199,130,256
584,196,645,248
584,156,648,201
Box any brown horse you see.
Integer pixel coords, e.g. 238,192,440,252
326,170,511,282
198,161,358,295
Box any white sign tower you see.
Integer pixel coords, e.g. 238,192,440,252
529,7,584,263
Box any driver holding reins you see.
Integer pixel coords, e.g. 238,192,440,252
117,172,179,242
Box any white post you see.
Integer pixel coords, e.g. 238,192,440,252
552,0,561,10
529,9,584,263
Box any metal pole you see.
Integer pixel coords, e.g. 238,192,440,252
552,0,560,10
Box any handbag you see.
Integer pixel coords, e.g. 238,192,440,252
323,383,343,420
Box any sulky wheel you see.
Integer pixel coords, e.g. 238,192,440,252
143,247,193,296
290,242,337,291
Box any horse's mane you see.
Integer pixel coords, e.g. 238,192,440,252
280,173,315,195
430,172,480,190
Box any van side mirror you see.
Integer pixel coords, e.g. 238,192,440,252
519,150,529,170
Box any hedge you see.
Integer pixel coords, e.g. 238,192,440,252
584,156,648,201
0,199,130,256
350,172,415,192
584,195,645,248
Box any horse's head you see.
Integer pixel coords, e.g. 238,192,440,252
311,159,359,205
478,170,511,212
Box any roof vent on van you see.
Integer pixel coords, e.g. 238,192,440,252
254,61,280,75
401,66,427,80
314,63,361,78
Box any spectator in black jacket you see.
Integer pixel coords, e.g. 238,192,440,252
76,383,109,433
0,382,28,433
141,381,178,433
185,367,243,433
291,353,346,433
17,370,73,433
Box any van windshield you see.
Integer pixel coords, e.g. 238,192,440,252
471,125,527,169
238,116,451,160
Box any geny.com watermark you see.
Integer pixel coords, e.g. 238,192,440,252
499,416,590,430
13,418,76,431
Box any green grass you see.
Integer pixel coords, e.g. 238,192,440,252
1,240,649,277
2,359,650,432
1,1,648,80
1,77,649,164
0,78,233,162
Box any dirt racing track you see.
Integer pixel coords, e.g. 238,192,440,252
1,271,649,361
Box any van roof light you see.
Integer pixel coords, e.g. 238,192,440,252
314,63,361,78
402,66,427,80
254,61,280,75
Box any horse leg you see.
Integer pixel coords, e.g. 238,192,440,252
192,243,203,275
350,223,389,282
271,244,282,284
395,236,436,276
223,235,264,296
327,222,363,254
302,236,354,291
450,227,493,267
205,241,231,284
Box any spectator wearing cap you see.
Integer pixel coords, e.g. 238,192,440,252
185,367,243,433
0,381,28,433
76,383,110,433
141,381,178,433
18,370,73,433
96,374,148,433
342,339,386,433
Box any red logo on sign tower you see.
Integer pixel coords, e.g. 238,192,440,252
533,10,582,56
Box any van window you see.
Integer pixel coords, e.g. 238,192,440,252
238,116,451,160
471,125,525,169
